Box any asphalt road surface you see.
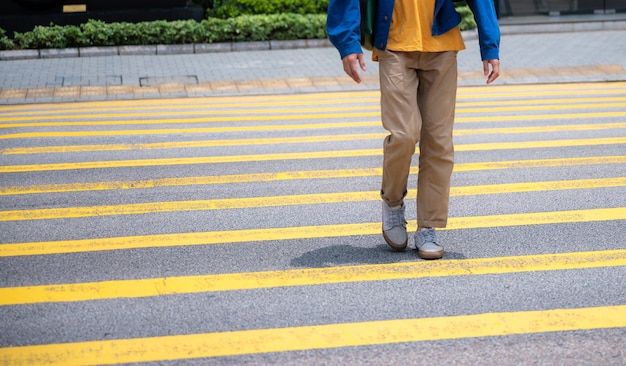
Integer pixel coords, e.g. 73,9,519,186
1,81,625,365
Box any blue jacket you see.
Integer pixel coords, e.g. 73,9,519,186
327,0,500,61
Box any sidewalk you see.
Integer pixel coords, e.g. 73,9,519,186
1,16,626,105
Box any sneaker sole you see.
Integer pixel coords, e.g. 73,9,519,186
383,232,408,251
417,249,444,260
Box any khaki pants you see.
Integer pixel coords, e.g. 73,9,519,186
377,50,458,228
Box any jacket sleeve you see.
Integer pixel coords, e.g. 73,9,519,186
327,0,364,59
466,0,500,61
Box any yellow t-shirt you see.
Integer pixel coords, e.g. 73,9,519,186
373,0,465,59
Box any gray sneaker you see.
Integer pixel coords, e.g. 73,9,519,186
415,228,444,259
382,201,408,251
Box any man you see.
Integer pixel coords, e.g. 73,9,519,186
327,0,500,259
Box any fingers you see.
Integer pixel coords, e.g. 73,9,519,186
357,53,367,73
342,53,366,84
483,59,500,84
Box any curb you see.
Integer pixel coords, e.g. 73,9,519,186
0,39,334,61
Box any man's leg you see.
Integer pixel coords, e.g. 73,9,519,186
377,50,421,250
378,50,422,205
414,51,458,259
416,51,457,228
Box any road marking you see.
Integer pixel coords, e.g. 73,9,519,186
0,91,379,112
455,122,626,135
2,96,625,118
3,121,626,140
2,110,626,129
455,137,626,151
456,83,626,97
3,102,626,124
456,96,626,107
2,156,625,195
2,249,625,306
3,129,626,154
0,82,624,365
2,177,624,221
1,135,625,173
0,103,380,123
1,121,375,139
2,133,390,154
1,305,625,364
0,96,381,116
1,207,624,257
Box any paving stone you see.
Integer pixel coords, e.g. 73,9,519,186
79,47,119,57
0,49,39,60
270,40,307,50
106,85,135,95
0,89,27,99
194,43,232,53
305,39,333,48
80,86,107,97
40,48,79,59
158,83,187,93
25,88,54,98
53,86,81,98
157,44,195,55
118,45,157,55
233,41,270,52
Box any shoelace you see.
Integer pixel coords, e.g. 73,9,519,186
418,228,438,244
388,206,407,228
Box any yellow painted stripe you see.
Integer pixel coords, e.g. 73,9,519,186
0,169,383,195
456,136,626,151
0,97,378,115
3,130,626,154
0,106,381,124
1,249,625,306
455,122,626,135
4,102,626,124
0,91,382,112
1,133,386,154
1,96,624,118
0,111,383,128
1,207,624,257
457,96,626,107
1,305,625,365
0,149,381,173
3,121,626,140
2,156,625,196
458,82,625,94
0,143,624,173
2,177,624,222
456,88,626,98
2,110,626,129
1,121,375,139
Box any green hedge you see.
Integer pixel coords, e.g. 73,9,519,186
210,0,329,18
0,5,477,51
0,14,327,50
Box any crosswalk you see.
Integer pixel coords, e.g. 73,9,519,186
1,82,625,365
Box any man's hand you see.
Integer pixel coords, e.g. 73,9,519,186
342,53,367,83
483,59,500,84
